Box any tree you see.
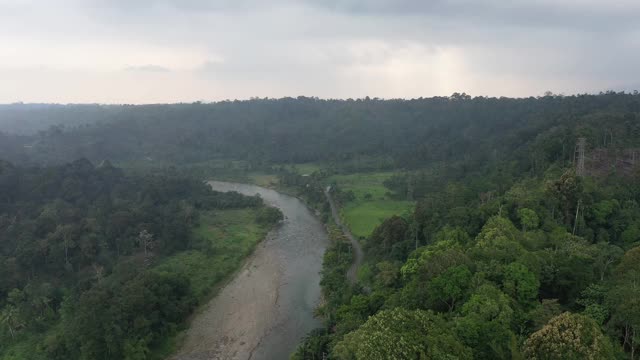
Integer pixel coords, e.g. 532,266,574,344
138,229,154,257
456,284,517,359
375,261,398,287
606,247,640,359
577,284,609,325
502,262,539,305
367,216,409,260
517,208,539,232
528,299,563,331
621,223,640,245
432,226,471,245
592,242,623,281
400,240,468,281
64,271,195,360
255,206,284,225
0,305,22,339
544,170,582,227
427,265,472,312
523,312,614,360
472,216,523,264
333,308,472,360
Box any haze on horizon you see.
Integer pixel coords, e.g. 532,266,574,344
1,0,639,104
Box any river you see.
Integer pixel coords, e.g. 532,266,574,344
173,181,329,360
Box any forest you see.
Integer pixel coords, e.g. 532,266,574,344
1,92,640,359
1,92,639,170
289,163,640,359
0,159,282,359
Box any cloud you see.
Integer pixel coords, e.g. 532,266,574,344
84,0,640,32
124,65,172,73
0,0,639,103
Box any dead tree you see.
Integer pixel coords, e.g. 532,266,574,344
138,230,155,267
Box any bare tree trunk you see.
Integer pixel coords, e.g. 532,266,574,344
624,324,633,360
572,200,581,235
609,129,614,148
631,327,636,360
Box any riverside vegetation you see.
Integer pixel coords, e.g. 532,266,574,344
0,160,282,359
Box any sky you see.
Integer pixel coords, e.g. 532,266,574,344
1,0,639,103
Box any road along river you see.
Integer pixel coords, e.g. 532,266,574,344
173,181,329,360
324,187,363,285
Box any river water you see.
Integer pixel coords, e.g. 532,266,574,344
174,181,328,360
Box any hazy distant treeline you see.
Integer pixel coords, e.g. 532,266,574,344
1,93,640,171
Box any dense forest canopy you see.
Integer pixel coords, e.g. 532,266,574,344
2,92,639,170
0,104,122,135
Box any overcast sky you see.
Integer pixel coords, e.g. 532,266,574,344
1,0,639,103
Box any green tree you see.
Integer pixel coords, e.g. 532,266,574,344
427,265,472,312
544,170,582,227
523,312,614,360
472,216,523,264
592,242,624,281
433,226,471,245
456,284,517,359
528,299,563,331
375,261,399,288
517,208,539,232
606,247,640,359
576,284,609,325
503,262,539,305
333,308,472,360
0,305,22,339
366,215,409,260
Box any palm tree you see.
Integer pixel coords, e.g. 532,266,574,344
1,305,22,339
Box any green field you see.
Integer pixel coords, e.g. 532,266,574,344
155,208,271,302
328,172,413,238
247,173,279,188
285,162,323,175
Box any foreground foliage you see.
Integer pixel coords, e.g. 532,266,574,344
287,93,640,359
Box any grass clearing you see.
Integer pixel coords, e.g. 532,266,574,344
150,208,272,358
154,208,271,302
328,172,413,238
341,200,413,238
328,172,396,199
247,173,279,188
286,162,323,175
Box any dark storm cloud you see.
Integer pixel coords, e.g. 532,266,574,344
93,0,640,31
307,0,640,29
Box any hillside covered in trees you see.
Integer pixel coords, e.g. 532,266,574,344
1,92,640,359
290,164,640,359
2,92,640,172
